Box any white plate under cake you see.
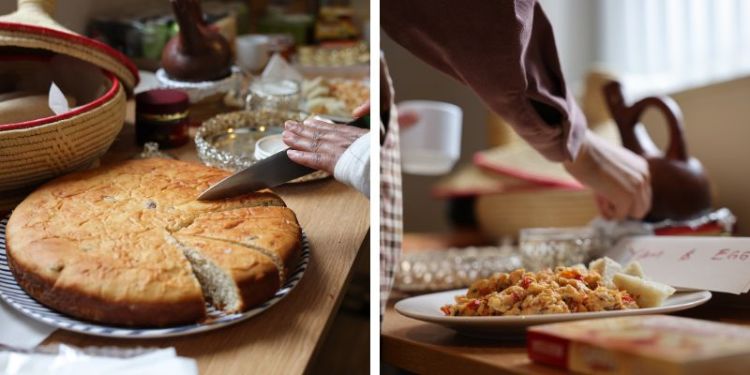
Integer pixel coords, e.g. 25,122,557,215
5,158,302,327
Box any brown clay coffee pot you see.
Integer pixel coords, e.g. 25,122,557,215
603,81,712,222
161,0,232,82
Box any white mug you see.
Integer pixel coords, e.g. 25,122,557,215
235,35,270,73
398,100,463,175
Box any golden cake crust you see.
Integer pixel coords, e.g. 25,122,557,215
6,158,301,327
6,251,206,326
177,206,302,281
175,235,281,312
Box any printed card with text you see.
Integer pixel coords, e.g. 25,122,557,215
607,236,750,294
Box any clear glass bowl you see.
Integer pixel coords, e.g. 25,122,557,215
394,245,522,293
195,109,307,171
519,227,603,271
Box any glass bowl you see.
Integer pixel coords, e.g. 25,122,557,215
394,245,522,293
195,109,307,171
519,227,603,271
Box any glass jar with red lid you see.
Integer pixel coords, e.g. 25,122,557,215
135,89,190,149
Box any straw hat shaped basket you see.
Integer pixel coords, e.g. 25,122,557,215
0,0,138,210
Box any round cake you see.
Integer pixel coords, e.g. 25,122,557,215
5,158,301,327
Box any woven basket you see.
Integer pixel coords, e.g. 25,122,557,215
0,0,137,210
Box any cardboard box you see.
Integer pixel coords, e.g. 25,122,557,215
527,315,750,375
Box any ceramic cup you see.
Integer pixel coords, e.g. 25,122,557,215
236,34,270,73
397,100,462,175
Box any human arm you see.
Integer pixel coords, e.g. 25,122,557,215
382,0,650,219
283,118,370,198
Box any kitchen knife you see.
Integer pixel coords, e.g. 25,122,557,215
197,149,315,200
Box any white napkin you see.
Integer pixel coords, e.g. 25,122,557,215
0,345,197,375
0,300,55,349
48,82,70,115
261,53,304,82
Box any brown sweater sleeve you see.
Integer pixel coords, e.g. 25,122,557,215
382,0,586,161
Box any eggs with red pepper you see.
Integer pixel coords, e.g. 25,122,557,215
440,258,672,316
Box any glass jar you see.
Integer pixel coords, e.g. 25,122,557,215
135,89,190,149
245,78,300,112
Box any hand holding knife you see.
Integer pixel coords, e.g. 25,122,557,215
198,115,369,200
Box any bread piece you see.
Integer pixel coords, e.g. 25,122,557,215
6,158,300,326
622,261,646,278
170,235,280,313
612,273,676,308
588,257,622,288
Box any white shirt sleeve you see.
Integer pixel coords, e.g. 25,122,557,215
333,133,370,198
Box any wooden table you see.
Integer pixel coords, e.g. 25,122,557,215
382,234,750,375
37,103,371,374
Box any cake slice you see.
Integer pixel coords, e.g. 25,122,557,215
176,206,302,282
163,190,286,232
169,235,280,313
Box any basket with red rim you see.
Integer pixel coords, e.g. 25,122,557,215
0,0,139,210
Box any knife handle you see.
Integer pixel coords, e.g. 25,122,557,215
280,148,317,175
347,115,370,129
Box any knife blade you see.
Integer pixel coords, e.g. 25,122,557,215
197,149,315,200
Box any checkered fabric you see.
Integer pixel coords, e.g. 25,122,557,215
380,57,402,315
380,109,402,315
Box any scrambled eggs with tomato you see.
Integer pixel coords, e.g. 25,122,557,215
441,266,639,316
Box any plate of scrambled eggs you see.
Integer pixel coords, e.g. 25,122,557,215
395,258,711,336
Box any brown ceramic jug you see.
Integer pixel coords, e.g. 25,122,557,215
161,0,232,82
603,81,712,222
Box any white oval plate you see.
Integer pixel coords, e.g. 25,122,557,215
395,288,712,338
0,216,309,339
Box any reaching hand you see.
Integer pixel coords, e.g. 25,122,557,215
564,129,652,220
352,100,370,118
283,118,369,174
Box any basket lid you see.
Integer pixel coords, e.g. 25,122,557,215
0,0,139,95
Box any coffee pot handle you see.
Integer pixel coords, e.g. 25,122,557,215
604,81,688,162
628,95,688,162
